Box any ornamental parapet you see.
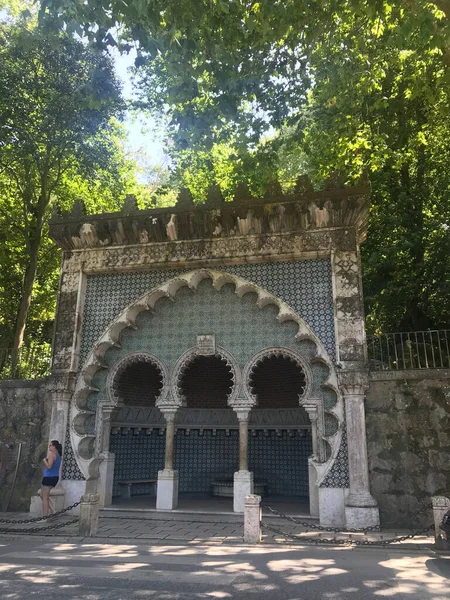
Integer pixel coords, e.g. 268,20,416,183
49,175,370,253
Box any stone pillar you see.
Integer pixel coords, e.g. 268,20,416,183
244,494,262,543
156,410,179,510
79,493,100,537
432,496,450,549
48,390,71,454
302,401,324,517
97,405,115,508
339,375,380,529
233,408,254,513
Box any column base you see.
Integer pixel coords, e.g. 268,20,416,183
345,505,380,529
98,452,115,508
156,469,179,510
233,470,254,513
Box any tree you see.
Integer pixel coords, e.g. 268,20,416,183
0,26,125,371
36,0,450,332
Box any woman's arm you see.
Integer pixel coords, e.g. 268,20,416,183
43,452,55,469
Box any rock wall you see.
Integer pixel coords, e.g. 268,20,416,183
0,379,51,511
367,370,450,527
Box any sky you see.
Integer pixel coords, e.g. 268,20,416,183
112,48,167,169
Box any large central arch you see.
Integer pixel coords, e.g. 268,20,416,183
70,269,343,499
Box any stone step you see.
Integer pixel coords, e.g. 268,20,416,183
100,506,319,526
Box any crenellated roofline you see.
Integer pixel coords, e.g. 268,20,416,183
49,175,371,252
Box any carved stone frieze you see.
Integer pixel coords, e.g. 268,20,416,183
60,231,337,276
333,252,360,298
111,407,311,429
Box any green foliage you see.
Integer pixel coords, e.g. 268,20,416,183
27,1,450,331
0,25,137,351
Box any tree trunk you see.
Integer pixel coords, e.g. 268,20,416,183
10,197,47,376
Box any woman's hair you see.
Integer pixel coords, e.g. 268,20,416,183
51,440,63,456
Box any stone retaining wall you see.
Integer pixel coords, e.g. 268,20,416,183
367,370,450,527
0,379,51,511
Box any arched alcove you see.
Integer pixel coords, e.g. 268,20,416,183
249,354,306,408
115,361,163,407
179,355,233,409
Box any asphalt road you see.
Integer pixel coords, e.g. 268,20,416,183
0,536,449,600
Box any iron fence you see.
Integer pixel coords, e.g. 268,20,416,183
0,344,52,380
367,330,450,370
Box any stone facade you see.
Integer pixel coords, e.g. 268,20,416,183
367,370,450,527
0,379,51,510
11,178,380,527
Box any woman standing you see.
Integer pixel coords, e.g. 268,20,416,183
41,440,62,517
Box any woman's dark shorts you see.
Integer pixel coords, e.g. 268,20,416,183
42,476,59,487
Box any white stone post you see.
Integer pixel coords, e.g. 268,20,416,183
79,493,100,537
156,410,179,510
339,376,380,529
233,408,254,513
244,494,262,543
432,496,450,549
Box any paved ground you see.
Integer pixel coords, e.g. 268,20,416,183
0,510,436,547
0,536,448,599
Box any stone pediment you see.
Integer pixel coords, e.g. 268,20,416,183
112,407,310,430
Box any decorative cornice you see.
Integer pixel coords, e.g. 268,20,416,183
50,180,370,252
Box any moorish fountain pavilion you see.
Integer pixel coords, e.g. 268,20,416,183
42,176,380,528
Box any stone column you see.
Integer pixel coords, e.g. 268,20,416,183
97,406,116,508
340,375,380,529
156,409,179,510
244,494,262,543
233,408,254,513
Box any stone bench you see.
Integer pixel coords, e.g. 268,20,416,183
212,479,268,498
118,479,157,499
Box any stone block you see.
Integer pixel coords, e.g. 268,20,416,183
234,470,254,513
345,506,380,529
319,487,346,527
156,469,179,510
29,485,65,518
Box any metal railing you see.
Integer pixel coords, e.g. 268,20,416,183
367,330,450,371
0,344,52,380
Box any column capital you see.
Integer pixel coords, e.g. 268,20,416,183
160,408,178,423
233,407,251,422
337,369,369,396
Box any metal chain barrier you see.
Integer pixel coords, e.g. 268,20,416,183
261,503,435,546
262,504,380,533
0,501,80,524
0,517,80,535
0,500,81,534
261,521,435,546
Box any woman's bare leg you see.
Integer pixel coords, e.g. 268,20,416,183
41,486,50,517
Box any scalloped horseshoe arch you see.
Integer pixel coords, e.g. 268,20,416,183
70,268,343,482
172,346,241,408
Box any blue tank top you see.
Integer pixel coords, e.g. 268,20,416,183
44,453,61,477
